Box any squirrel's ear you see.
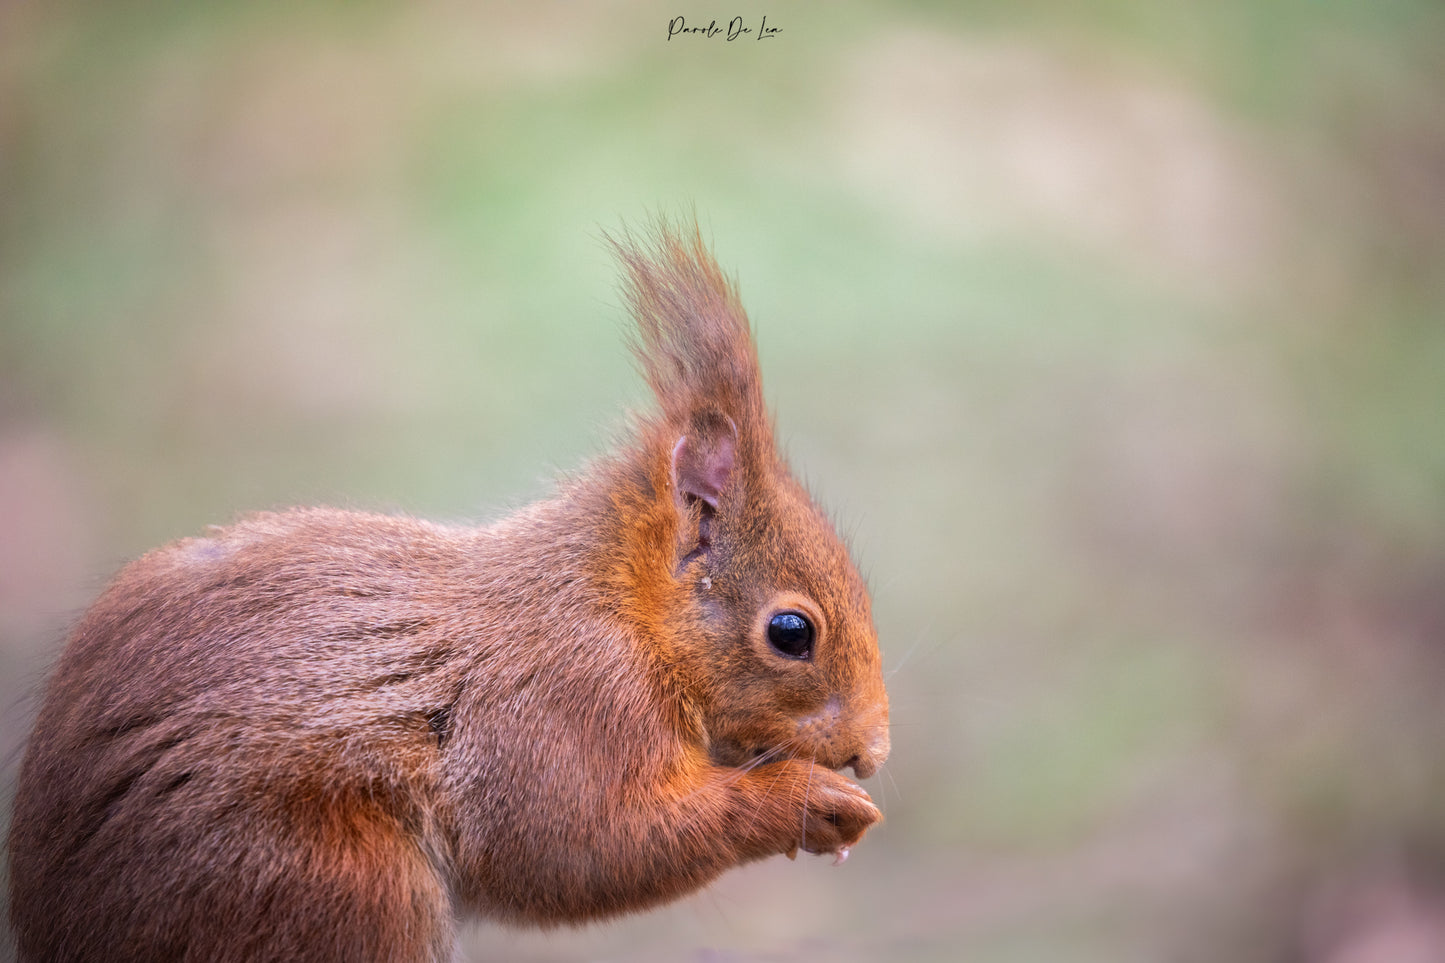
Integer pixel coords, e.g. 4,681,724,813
670,412,737,511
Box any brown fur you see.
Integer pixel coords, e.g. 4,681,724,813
6,219,890,962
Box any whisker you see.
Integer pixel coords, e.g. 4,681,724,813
742,743,788,771
671,738,807,812
884,628,956,682
743,750,797,844
881,763,901,805
800,757,815,856
726,742,791,784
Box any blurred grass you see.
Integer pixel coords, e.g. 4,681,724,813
4,1,1445,960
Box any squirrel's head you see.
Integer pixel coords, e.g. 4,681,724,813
610,219,890,780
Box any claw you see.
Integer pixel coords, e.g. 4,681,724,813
785,844,799,861
832,846,850,866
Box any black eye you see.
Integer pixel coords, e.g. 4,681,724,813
767,611,814,660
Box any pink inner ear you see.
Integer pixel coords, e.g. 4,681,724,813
671,431,736,510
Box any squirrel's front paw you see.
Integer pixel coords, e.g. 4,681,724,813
792,767,880,860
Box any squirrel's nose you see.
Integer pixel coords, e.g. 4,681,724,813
849,728,890,779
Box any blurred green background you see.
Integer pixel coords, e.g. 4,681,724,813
4,1,1445,960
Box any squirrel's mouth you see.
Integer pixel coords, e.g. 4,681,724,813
706,737,756,769
708,738,856,775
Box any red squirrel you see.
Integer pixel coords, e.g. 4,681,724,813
6,219,890,962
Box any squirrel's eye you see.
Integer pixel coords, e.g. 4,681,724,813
766,611,814,660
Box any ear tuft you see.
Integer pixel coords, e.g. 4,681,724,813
608,217,767,441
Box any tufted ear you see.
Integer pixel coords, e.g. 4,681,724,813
670,412,737,512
